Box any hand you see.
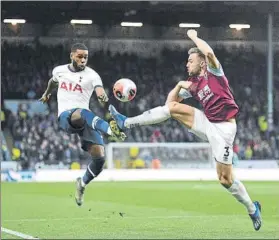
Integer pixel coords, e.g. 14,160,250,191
39,93,51,103
187,29,198,39
177,81,192,90
97,93,109,103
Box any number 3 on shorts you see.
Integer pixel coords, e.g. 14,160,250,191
223,146,230,161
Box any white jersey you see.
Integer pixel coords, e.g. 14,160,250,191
52,64,103,116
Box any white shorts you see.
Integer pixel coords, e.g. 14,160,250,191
189,108,237,165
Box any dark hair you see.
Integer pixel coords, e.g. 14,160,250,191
71,43,88,52
188,47,205,59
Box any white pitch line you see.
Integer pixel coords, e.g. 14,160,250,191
1,227,39,239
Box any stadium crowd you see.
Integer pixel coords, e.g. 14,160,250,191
2,41,279,168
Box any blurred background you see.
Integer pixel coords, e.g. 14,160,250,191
1,1,279,173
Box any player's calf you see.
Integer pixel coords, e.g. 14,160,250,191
75,156,105,206
109,102,194,130
82,156,105,184
218,172,234,189
216,162,261,229
107,102,195,139
217,164,255,213
75,144,106,206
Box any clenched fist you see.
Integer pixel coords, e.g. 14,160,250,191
187,29,198,39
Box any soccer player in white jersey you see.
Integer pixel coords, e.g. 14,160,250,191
109,30,262,231
39,43,125,206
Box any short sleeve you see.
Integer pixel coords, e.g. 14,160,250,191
52,67,59,83
178,88,192,99
92,72,103,90
207,59,224,76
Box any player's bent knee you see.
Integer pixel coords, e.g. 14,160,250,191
167,101,193,116
88,144,105,158
71,109,85,128
167,101,194,128
167,101,180,114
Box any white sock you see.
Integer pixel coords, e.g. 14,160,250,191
81,178,86,187
227,179,256,214
125,105,171,128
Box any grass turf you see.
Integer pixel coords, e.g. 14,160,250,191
2,181,279,239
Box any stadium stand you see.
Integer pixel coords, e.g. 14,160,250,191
2,41,279,169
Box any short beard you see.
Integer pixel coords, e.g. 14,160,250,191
189,68,201,77
73,60,85,72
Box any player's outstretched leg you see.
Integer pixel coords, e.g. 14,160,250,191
79,109,113,134
217,163,262,231
109,104,171,130
71,109,125,141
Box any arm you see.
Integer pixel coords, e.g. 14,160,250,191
91,71,110,109
165,81,192,104
94,86,115,121
166,85,184,104
39,78,58,103
187,29,220,70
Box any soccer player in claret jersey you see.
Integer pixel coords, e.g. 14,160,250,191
39,43,126,207
109,30,262,231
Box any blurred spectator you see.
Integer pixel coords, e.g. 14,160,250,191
245,146,253,160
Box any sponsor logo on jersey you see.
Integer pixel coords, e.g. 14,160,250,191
60,82,83,93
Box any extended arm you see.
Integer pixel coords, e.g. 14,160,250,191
39,78,58,103
187,29,220,70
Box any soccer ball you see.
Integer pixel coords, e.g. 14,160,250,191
113,78,137,102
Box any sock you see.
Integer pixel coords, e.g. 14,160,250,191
225,179,256,214
82,157,105,186
125,105,171,128
82,162,96,186
80,109,112,135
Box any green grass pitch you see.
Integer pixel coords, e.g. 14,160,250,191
2,181,279,239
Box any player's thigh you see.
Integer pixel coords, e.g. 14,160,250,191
187,108,208,141
58,109,84,133
209,122,236,165
167,101,195,129
80,124,105,154
70,109,85,128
